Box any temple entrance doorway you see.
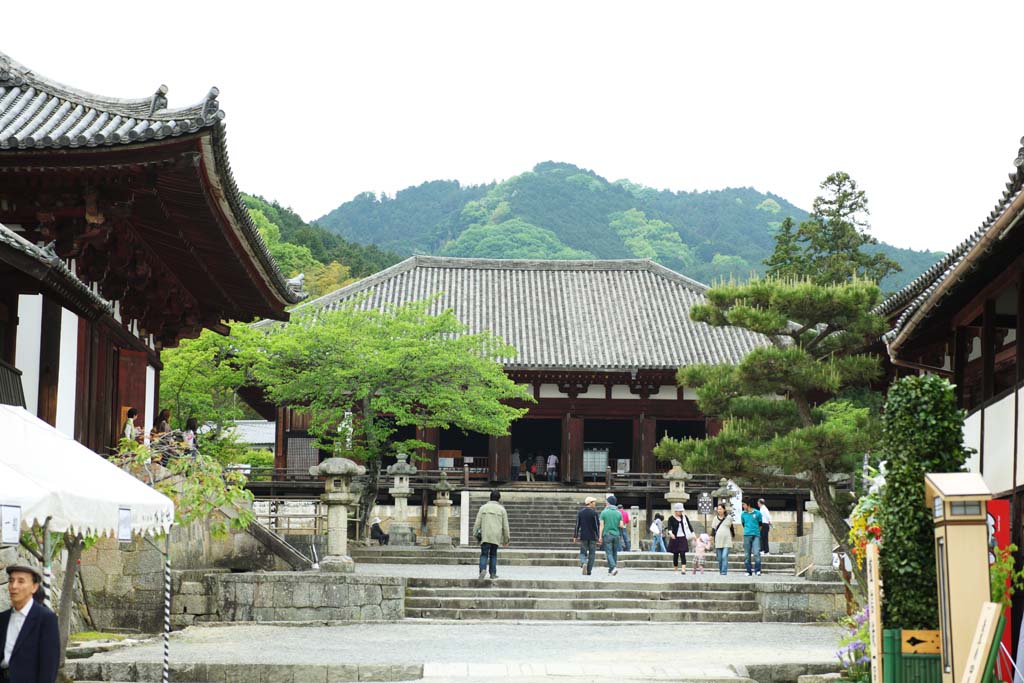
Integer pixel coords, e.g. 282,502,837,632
510,418,560,481
654,420,707,472
438,428,488,477
583,419,632,479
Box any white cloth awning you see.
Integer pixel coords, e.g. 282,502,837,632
0,405,174,537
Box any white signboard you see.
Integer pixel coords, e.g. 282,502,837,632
1,505,21,544
117,507,132,542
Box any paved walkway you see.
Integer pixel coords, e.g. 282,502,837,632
354,561,812,584
88,621,843,667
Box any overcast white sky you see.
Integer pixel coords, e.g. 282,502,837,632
5,2,1023,253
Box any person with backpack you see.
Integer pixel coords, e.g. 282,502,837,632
712,503,734,575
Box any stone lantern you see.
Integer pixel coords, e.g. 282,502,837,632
432,471,455,547
804,494,838,581
663,460,692,508
309,457,365,573
386,452,418,546
712,477,736,516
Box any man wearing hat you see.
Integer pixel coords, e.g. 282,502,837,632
1,564,59,683
573,497,600,575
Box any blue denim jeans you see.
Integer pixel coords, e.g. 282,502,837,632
621,527,631,551
602,533,620,572
479,542,498,577
743,535,761,574
547,469,556,481
578,539,597,574
650,534,666,553
716,546,730,574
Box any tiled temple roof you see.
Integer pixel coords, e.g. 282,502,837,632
0,54,221,149
0,51,302,311
273,256,770,370
879,136,1024,351
0,222,111,318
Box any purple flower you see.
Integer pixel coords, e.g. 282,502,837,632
856,656,870,665
850,641,866,651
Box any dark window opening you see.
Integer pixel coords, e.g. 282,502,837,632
584,419,632,476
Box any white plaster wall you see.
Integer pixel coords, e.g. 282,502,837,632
981,392,1014,495
577,384,605,399
682,387,698,400
538,383,562,399
963,409,982,474
144,365,156,437
611,385,639,400
54,307,79,437
14,294,42,415
650,385,677,400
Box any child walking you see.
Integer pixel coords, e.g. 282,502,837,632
694,532,711,574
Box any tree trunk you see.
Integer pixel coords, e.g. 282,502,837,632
58,533,83,667
358,396,381,537
808,469,867,600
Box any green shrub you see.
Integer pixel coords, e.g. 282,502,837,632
879,375,970,629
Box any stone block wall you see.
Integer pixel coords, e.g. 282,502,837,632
79,513,292,633
207,572,405,622
753,581,847,622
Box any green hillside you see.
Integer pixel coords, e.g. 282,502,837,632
315,162,943,292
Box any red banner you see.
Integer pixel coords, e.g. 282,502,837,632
987,499,1012,683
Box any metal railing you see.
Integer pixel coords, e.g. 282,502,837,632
0,359,25,408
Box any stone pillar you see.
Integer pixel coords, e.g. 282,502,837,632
805,496,838,581
387,452,418,546
459,490,470,546
629,505,641,552
432,471,455,547
663,460,692,512
309,457,366,573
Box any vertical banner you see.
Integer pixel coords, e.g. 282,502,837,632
866,543,883,683
987,500,1011,683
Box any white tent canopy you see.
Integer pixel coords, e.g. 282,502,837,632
0,405,174,538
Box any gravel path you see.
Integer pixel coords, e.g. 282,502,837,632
89,621,843,667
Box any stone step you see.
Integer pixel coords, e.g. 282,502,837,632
406,597,758,611
404,606,762,622
406,577,763,591
66,661,423,682
354,556,794,573
408,587,757,600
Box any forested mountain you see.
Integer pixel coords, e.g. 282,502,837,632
243,194,401,298
315,162,942,292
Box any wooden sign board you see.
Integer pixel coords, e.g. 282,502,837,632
902,629,942,655
961,602,1000,683
866,544,883,683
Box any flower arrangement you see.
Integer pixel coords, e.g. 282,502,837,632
847,481,883,569
836,606,872,683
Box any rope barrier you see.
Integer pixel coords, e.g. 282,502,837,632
162,534,171,683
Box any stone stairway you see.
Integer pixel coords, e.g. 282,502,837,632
351,546,797,574
405,576,762,622
467,494,581,549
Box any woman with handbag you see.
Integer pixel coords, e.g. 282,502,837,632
649,513,667,553
666,502,693,574
712,503,735,575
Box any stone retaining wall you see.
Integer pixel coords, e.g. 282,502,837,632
752,581,847,622
205,572,406,623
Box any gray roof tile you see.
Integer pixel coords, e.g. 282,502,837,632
274,256,769,370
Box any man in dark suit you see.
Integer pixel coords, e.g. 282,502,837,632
1,564,59,683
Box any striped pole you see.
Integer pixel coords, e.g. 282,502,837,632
42,520,52,609
162,534,171,683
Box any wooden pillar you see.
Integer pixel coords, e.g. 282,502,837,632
706,417,723,437
490,434,511,483
36,297,62,426
953,326,966,409
417,427,440,469
983,298,996,402
562,413,583,484
274,406,287,471
638,415,657,473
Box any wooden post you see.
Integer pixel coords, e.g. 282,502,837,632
866,544,883,683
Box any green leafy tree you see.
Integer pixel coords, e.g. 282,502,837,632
251,208,321,278
653,277,886,592
879,375,969,628
441,218,593,260
159,326,262,432
609,209,695,270
765,172,901,285
253,298,534,526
